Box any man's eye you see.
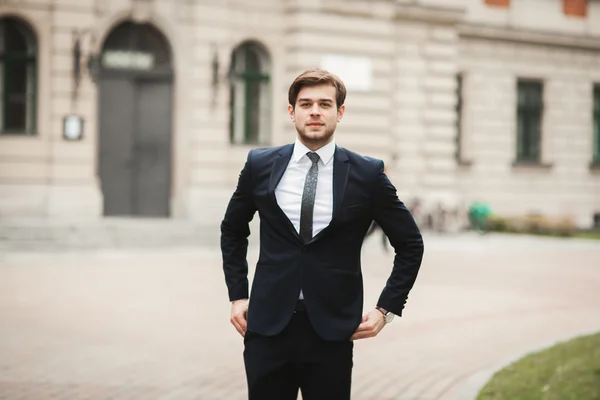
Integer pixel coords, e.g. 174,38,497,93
321,103,331,107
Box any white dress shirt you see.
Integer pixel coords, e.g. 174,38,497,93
275,138,335,299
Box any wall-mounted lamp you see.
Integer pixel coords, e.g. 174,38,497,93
73,33,82,91
63,114,85,141
211,43,238,87
211,43,219,87
72,29,98,100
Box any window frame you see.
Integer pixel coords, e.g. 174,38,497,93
484,0,510,8
0,17,38,136
455,73,463,163
562,0,587,18
593,84,600,163
516,79,544,164
229,41,271,146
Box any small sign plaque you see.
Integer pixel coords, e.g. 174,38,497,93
102,51,154,70
321,54,373,92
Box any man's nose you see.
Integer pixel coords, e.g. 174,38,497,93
310,104,321,115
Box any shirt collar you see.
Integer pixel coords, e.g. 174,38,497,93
292,138,336,166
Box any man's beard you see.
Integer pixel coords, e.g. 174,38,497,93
296,125,336,147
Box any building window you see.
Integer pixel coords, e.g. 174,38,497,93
563,0,587,18
455,73,463,162
0,17,37,135
516,80,543,163
593,85,600,163
484,0,510,8
229,41,271,145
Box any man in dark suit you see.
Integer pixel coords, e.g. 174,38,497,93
221,69,424,400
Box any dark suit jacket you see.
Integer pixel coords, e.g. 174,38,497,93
221,144,424,341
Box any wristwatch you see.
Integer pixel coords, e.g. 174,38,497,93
376,307,395,324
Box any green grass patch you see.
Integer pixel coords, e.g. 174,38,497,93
477,332,600,400
575,232,600,241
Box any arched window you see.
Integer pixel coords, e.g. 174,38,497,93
0,17,37,135
229,41,271,145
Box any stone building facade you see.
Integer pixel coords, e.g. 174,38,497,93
0,0,599,228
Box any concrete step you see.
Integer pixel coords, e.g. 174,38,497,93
0,218,221,251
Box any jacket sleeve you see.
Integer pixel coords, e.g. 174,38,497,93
372,160,424,316
220,151,258,301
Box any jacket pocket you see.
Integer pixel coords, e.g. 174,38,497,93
343,203,368,210
342,203,369,220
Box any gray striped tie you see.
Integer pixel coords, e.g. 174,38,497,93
300,152,320,243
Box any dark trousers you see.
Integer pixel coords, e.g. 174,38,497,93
243,302,353,400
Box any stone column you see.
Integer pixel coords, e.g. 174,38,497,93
393,4,463,209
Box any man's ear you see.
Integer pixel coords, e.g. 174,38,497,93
288,104,295,122
337,104,346,122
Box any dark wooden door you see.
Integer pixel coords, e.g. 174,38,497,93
99,77,172,217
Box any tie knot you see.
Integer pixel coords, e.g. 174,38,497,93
306,152,320,164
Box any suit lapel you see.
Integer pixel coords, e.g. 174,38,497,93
268,146,293,194
268,145,302,243
332,146,350,221
311,145,350,243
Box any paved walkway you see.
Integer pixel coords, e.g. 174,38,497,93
1,233,599,400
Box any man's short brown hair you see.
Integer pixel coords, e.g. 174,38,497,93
288,69,347,108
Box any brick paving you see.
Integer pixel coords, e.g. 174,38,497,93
1,233,599,400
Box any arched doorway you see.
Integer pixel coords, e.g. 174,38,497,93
98,21,173,217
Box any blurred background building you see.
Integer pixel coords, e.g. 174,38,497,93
0,0,599,229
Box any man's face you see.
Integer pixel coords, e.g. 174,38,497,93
288,84,345,148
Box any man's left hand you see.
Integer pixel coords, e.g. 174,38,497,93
350,309,386,340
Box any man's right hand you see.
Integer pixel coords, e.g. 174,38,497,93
230,299,249,337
